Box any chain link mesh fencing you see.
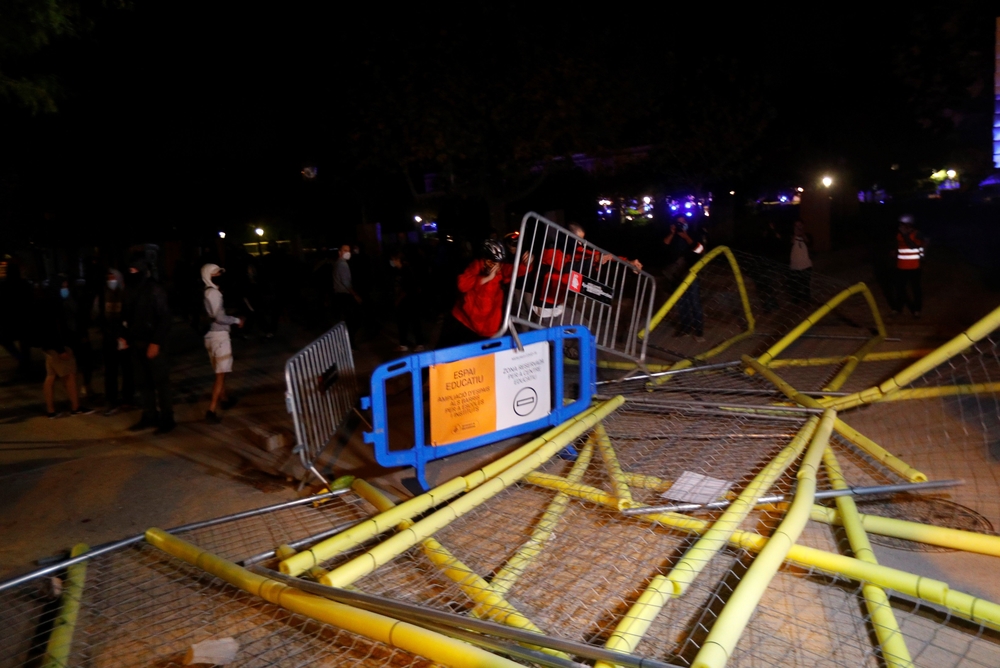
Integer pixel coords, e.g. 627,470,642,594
3,246,1000,667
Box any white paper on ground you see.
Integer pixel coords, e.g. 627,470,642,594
660,471,733,505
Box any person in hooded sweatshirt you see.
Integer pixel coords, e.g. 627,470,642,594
201,263,243,424
122,256,174,433
99,267,135,415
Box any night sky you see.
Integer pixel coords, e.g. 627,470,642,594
1,2,996,245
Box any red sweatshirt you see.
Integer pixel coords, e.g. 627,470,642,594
451,259,527,337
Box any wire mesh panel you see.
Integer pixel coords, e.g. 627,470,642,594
499,212,657,365
284,322,359,483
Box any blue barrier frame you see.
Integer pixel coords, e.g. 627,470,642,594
361,325,597,490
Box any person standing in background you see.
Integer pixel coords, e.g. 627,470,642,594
788,220,813,305
201,263,243,424
99,268,135,416
891,214,924,318
123,257,175,434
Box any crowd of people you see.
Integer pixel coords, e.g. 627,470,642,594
2,213,923,429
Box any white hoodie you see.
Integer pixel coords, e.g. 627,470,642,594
201,264,241,333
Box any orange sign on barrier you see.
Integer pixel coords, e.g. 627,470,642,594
429,342,552,447
429,353,497,445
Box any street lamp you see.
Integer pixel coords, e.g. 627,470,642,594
218,231,226,239
821,176,833,188
254,227,264,256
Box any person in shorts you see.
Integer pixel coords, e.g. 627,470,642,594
201,263,243,423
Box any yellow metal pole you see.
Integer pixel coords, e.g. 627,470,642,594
146,529,523,668
524,471,624,507
592,417,821,663
280,401,609,576
810,505,1000,557
826,302,1000,411
623,471,673,492
768,349,932,368
690,409,839,668
640,246,754,339
821,447,913,668
318,397,625,588
525,474,1000,631
830,419,927,482
742,355,927,482
490,440,595,597
349,478,565,654
822,333,885,392
593,423,633,509
866,383,1000,402
755,283,883,368
42,543,88,668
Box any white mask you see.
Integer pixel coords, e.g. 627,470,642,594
342,252,351,261
107,279,119,290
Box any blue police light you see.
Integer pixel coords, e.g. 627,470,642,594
685,212,693,217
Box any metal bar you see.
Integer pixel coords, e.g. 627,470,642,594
254,567,681,668
0,488,349,592
240,517,365,567
620,397,824,413
641,385,851,397
621,478,964,515
617,404,810,422
417,621,589,668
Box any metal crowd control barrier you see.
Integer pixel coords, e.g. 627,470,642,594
285,321,359,486
362,325,597,490
497,211,656,367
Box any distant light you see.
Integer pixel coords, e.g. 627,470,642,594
821,176,833,188
684,202,692,209
685,212,693,217
779,196,788,203
796,187,804,192
729,190,735,195
643,196,651,204
255,228,264,237
704,210,710,217
890,164,899,171
946,169,957,179
218,232,226,239
414,215,422,223
598,198,612,206
646,214,653,219
670,204,679,211
625,215,633,221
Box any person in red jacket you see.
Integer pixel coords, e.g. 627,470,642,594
890,214,924,318
437,239,530,348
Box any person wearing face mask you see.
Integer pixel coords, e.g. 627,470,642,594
99,268,135,415
39,277,92,417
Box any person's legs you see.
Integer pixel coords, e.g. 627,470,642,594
150,352,174,428
690,279,704,337
64,373,79,411
909,269,922,315
209,373,226,413
890,269,905,313
103,338,120,407
133,349,159,426
44,373,56,414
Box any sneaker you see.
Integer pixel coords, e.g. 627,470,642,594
70,408,95,416
413,345,426,352
694,335,707,343
205,410,221,424
154,419,177,435
395,345,410,352
127,417,158,432
220,396,239,410
47,412,57,419
103,405,121,417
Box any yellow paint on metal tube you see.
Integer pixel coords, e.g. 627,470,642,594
146,529,523,668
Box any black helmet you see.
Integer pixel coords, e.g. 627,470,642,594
482,239,505,262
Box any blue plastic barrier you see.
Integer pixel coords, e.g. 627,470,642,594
361,325,597,490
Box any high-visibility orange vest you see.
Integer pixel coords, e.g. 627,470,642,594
896,231,924,269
